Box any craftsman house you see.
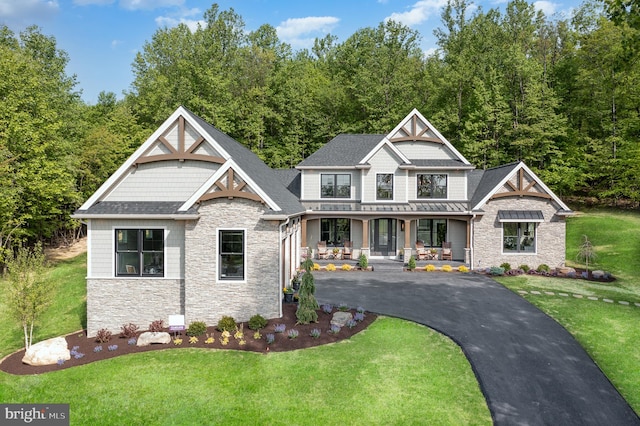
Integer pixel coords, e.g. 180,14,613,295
74,107,572,336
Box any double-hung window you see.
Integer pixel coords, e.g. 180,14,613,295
219,230,245,280
417,174,447,199
376,174,393,200
503,223,536,253
116,229,164,276
321,174,351,198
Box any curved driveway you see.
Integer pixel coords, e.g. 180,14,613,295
313,269,639,425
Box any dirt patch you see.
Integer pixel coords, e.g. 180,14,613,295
0,303,376,375
44,238,87,263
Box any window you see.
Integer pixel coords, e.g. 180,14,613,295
503,223,536,253
376,174,393,200
116,229,164,276
219,230,245,280
416,219,447,247
320,219,351,245
321,174,351,198
417,174,447,199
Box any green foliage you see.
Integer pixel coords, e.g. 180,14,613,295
217,316,237,332
518,264,530,273
296,261,319,324
186,321,207,337
358,254,368,270
500,263,512,271
5,243,53,349
248,314,267,330
407,255,416,270
489,266,505,276
536,264,551,273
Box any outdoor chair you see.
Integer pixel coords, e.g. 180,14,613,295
317,241,328,259
441,242,453,261
415,241,427,260
342,241,353,260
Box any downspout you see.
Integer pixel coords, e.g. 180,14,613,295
470,213,476,270
278,217,291,319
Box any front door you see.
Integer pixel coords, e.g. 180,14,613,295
371,218,396,256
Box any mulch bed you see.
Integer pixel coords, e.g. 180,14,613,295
0,303,376,376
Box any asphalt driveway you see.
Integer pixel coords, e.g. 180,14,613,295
313,268,640,425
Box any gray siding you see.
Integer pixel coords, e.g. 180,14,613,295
301,170,359,200
88,219,184,278
395,141,458,160
408,170,467,200
363,145,404,202
105,160,218,202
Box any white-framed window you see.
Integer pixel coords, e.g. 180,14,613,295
503,222,536,253
417,174,447,199
218,229,245,281
321,173,351,198
376,173,393,200
115,229,164,277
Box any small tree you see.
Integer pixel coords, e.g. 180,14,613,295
6,243,54,350
296,259,319,324
576,235,597,272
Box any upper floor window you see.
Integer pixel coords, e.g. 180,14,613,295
376,173,393,200
219,229,245,280
321,174,351,198
116,229,164,277
503,222,536,253
417,174,447,199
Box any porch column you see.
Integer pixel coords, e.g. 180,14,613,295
404,219,412,259
361,219,370,258
465,218,471,265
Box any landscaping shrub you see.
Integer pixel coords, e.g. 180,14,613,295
296,259,319,324
407,255,416,270
425,264,436,272
341,263,352,271
358,253,368,269
537,264,550,273
187,321,207,337
458,265,469,273
326,263,336,271
489,266,505,276
500,262,511,271
120,323,139,339
442,264,453,272
217,316,237,332
518,264,530,273
248,314,267,330
95,328,112,343
149,320,164,332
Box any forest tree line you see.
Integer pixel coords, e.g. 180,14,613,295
0,0,638,260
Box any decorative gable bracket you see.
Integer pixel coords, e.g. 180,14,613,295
491,168,552,200
135,116,225,165
198,168,265,204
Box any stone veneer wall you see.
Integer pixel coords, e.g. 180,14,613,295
184,198,281,326
472,198,567,271
86,278,184,337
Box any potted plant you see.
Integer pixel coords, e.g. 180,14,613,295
283,286,295,303
291,274,301,291
332,247,340,258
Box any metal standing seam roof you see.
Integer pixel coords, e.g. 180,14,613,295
498,210,545,222
301,201,470,214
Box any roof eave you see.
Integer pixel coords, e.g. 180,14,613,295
71,213,200,220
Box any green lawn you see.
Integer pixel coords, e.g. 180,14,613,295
0,254,490,425
495,208,640,415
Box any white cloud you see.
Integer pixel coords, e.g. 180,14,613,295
533,0,558,16
120,0,183,11
155,16,204,32
385,0,448,26
0,0,59,24
276,16,339,48
111,39,122,49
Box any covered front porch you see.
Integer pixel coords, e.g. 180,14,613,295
300,213,472,265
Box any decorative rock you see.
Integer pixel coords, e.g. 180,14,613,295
556,266,576,276
592,270,605,279
137,332,171,346
22,337,70,366
331,312,353,327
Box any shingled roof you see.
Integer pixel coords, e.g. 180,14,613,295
297,134,386,168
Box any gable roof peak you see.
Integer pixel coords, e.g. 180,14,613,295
387,109,471,166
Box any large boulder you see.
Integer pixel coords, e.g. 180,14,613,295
331,311,353,327
137,331,171,346
22,337,70,366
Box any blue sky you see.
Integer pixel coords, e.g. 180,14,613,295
0,0,578,104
